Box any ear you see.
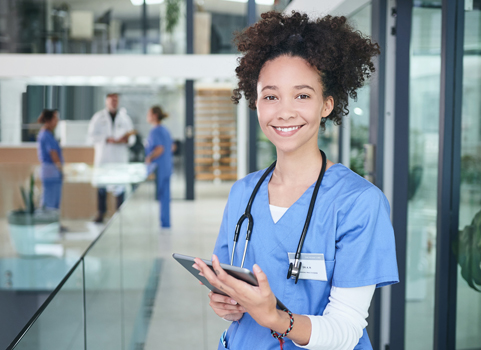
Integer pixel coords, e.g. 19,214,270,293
321,96,334,118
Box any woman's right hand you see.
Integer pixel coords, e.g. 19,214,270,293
208,291,246,321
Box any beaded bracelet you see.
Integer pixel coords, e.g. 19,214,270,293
271,308,294,350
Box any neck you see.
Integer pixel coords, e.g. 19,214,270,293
272,146,323,186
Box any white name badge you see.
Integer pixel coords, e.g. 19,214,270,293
287,253,327,281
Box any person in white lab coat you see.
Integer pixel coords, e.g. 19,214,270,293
87,93,135,223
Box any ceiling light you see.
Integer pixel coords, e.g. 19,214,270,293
131,0,164,5
353,107,363,115
223,0,275,5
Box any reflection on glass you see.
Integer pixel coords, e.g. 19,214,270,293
348,4,371,176
455,6,481,349
12,262,85,350
405,6,442,350
119,183,159,348
349,86,370,176
84,214,122,350
1,167,158,348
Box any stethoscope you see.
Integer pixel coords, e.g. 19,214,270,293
230,149,327,284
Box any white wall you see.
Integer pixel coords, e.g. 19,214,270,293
0,80,27,144
0,55,238,80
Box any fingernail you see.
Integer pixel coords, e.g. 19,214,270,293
212,254,217,262
230,299,237,305
253,264,261,273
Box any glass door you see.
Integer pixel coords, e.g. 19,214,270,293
405,4,442,350
455,4,481,349
347,4,372,175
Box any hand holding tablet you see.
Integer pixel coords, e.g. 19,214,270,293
172,253,287,310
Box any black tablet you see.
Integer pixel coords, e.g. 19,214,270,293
172,253,286,310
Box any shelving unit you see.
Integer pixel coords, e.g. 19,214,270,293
195,87,237,181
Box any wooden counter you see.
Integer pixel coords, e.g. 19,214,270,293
0,145,115,219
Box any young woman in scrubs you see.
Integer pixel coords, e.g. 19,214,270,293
145,106,173,228
37,109,63,210
193,12,399,350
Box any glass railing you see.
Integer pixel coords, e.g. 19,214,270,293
0,0,290,55
0,162,158,349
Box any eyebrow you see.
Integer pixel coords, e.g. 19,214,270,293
294,85,315,91
261,85,278,92
260,84,316,92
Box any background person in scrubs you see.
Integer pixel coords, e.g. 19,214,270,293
37,109,63,211
194,12,399,350
145,105,173,229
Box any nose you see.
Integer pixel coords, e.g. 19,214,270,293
277,99,297,121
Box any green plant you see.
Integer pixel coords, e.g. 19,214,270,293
454,209,481,292
350,154,365,177
461,154,481,185
165,0,181,34
19,174,36,214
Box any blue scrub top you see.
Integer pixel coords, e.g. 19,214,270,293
145,125,173,179
37,129,63,182
213,163,399,350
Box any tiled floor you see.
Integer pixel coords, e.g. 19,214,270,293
144,182,233,350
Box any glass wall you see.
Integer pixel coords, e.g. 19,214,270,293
0,0,288,55
405,4,442,350
455,4,481,349
2,181,158,349
348,4,371,176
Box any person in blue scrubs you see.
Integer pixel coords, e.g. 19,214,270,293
193,12,399,350
37,109,63,210
145,105,173,228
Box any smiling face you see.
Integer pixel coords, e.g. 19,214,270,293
256,55,333,157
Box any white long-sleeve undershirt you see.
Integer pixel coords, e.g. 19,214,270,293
293,285,376,350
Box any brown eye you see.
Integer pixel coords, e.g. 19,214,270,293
297,94,310,100
264,95,277,101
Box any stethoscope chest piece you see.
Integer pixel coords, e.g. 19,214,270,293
287,260,302,284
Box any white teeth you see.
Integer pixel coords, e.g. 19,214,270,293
275,126,300,132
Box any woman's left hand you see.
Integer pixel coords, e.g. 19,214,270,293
193,255,280,329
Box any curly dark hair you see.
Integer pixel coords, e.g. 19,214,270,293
232,11,380,128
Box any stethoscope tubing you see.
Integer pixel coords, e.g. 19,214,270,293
231,161,276,267
294,150,327,262
231,149,327,278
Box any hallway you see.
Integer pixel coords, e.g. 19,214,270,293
145,183,232,349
